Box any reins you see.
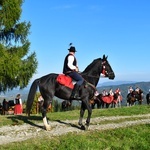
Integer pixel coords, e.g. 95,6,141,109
85,74,100,78
85,81,97,91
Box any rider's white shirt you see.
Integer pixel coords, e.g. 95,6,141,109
67,55,76,70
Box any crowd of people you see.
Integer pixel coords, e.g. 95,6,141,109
99,88,122,97
97,86,147,98
0,85,149,115
93,85,150,108
127,86,142,94
0,94,23,115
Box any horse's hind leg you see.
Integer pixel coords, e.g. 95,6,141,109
41,95,52,131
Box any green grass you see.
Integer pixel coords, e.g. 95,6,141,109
0,105,149,150
0,105,149,127
0,124,149,150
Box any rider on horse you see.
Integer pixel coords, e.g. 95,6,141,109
63,44,84,100
128,86,133,94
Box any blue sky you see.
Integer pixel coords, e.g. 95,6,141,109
21,0,150,85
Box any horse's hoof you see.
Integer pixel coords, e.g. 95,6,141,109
81,125,86,130
78,122,82,126
45,125,51,131
85,125,89,130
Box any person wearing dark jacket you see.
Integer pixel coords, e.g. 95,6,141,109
63,45,84,100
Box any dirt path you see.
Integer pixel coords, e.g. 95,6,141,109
0,114,150,145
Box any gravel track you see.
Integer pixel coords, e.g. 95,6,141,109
0,114,150,145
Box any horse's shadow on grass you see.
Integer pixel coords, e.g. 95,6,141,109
54,120,82,130
7,115,44,129
6,115,82,130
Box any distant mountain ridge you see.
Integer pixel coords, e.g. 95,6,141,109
0,87,29,103
0,81,150,105
98,81,138,87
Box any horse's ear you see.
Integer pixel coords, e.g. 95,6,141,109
102,55,105,60
102,55,108,60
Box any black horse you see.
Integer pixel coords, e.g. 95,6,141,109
61,100,71,111
2,99,9,115
91,95,102,109
26,55,115,130
127,89,143,106
146,93,150,105
135,89,144,105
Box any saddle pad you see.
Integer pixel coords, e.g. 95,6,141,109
56,74,74,89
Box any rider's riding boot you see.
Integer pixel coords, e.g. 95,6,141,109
70,84,81,100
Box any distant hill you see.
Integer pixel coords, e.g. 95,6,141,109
97,81,138,86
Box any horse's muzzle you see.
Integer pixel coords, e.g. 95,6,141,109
108,72,115,80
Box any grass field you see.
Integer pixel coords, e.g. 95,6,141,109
0,105,150,150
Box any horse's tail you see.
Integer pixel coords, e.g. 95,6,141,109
26,78,40,116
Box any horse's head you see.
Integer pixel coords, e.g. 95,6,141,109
81,54,115,86
101,55,115,80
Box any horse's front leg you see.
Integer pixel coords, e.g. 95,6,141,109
42,100,51,131
78,101,85,127
85,103,92,128
78,100,92,130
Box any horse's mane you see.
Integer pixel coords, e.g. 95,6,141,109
82,58,102,74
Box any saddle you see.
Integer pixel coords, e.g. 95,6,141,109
56,74,75,89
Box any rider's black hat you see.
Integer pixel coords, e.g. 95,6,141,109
68,46,77,52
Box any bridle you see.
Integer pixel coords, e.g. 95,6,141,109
83,60,109,79
101,60,114,78
81,59,113,79
101,61,108,77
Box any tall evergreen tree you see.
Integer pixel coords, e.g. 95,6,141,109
0,0,38,92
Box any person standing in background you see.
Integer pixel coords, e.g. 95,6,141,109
128,86,133,94
109,88,114,96
37,94,44,113
102,89,108,96
14,94,23,115
2,99,9,115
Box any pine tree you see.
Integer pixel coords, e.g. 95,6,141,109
0,0,38,92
